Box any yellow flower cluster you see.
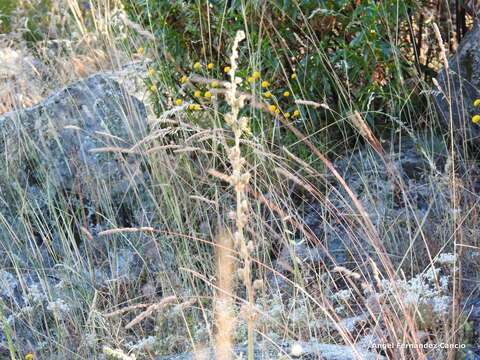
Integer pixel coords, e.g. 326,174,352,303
473,99,480,124
189,104,202,111
258,75,300,119
176,64,222,111
188,61,220,72
247,71,261,84
171,61,301,119
172,63,224,111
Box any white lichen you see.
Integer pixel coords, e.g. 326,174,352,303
127,336,157,352
26,282,47,303
435,253,456,265
334,289,352,302
379,264,451,316
0,270,17,298
290,342,304,357
47,298,71,318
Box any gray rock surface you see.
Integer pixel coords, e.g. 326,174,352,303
0,73,151,236
0,71,159,290
0,72,147,193
0,72,158,356
435,21,480,147
294,136,450,268
156,341,385,360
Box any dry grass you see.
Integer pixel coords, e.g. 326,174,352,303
214,231,235,360
0,1,478,360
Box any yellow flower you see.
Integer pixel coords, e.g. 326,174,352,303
224,66,231,74
137,47,145,55
204,91,212,99
211,81,218,88
147,67,155,77
252,71,260,79
247,76,255,83
175,99,183,106
194,90,201,97
473,99,480,107
188,104,201,111
180,75,188,84
284,112,290,119
472,115,480,124
283,91,290,97
268,104,277,113
291,73,297,80
293,109,300,117
275,108,281,114
193,62,202,71
264,91,272,98
150,84,157,92
207,63,214,70
261,80,269,88
25,353,34,360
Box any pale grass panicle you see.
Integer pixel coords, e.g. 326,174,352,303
212,30,257,360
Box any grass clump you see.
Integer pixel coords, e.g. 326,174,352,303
0,1,479,360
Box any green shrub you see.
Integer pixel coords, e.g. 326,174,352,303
123,0,424,151
0,0,16,32
0,0,55,42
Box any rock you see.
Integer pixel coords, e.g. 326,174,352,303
293,135,450,270
435,21,480,148
462,297,480,352
0,72,154,355
0,71,160,294
0,73,148,228
155,341,385,360
295,342,385,360
106,61,151,105
0,72,146,189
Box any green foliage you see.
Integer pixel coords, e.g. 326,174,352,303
0,0,59,42
0,0,16,32
126,1,416,102
22,0,54,42
124,0,426,160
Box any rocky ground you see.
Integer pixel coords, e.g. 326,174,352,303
1,31,480,359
